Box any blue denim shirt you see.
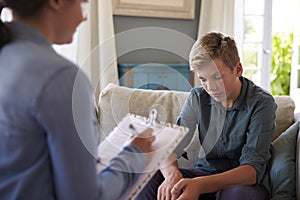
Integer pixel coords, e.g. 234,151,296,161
175,77,277,183
0,22,146,200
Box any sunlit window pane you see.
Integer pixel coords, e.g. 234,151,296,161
298,45,300,65
244,0,264,15
243,43,262,68
244,70,261,85
244,16,264,42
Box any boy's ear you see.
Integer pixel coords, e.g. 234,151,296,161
235,62,243,77
48,0,61,10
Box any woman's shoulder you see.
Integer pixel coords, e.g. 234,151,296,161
6,21,79,74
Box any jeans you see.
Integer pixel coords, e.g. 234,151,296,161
136,168,269,200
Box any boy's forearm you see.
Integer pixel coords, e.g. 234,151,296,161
160,153,182,180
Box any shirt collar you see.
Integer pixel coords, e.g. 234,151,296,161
231,76,247,111
207,76,248,111
6,21,51,47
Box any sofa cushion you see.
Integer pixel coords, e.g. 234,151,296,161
98,83,189,140
273,96,295,140
269,121,299,200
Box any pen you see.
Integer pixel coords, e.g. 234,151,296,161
129,124,139,136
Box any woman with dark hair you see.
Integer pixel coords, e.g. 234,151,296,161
0,1,154,199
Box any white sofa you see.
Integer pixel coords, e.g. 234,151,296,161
97,83,299,199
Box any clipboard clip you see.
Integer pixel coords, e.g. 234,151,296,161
146,109,158,127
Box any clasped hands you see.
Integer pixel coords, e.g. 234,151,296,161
158,171,205,200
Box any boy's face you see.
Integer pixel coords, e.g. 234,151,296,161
196,58,242,107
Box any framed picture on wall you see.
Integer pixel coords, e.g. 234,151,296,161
112,0,195,20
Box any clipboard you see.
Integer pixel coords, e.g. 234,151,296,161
97,109,189,199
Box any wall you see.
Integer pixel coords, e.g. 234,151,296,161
113,0,201,65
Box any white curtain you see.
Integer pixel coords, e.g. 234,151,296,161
198,0,235,37
76,0,118,100
194,0,236,86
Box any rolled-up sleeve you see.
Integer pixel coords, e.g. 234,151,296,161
239,95,277,182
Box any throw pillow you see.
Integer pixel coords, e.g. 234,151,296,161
269,121,300,200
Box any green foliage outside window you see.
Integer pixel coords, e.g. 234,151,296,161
271,32,293,95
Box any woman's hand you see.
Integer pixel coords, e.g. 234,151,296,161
130,128,155,153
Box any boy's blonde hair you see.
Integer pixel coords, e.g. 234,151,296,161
189,32,240,71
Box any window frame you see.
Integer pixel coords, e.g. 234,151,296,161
235,0,273,91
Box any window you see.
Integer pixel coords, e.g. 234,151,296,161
236,0,272,91
290,33,300,111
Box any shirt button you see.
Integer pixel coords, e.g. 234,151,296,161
219,136,224,141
